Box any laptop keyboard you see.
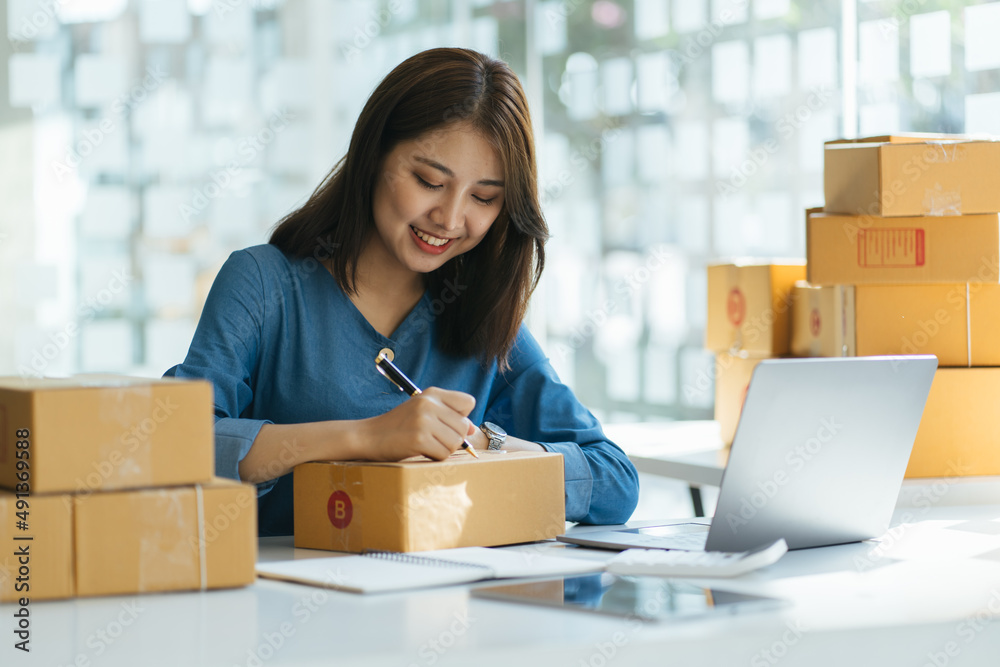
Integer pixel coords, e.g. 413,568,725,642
659,531,710,550
620,529,709,550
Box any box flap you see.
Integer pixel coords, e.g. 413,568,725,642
826,133,999,146
0,375,203,392
325,450,561,468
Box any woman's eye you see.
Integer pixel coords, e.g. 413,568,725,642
414,174,441,190
415,172,496,206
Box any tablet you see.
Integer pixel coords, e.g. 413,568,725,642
471,573,784,622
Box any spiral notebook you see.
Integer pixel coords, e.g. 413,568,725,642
256,547,605,594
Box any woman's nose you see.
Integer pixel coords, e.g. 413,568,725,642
431,192,463,231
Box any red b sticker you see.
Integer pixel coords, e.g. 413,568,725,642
327,490,353,529
810,308,822,337
727,288,746,326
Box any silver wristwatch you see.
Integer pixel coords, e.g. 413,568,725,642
480,421,507,451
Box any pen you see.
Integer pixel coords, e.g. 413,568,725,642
375,349,480,459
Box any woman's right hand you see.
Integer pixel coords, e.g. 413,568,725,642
360,387,477,461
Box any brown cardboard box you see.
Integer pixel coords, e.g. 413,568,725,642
706,263,806,356
824,135,1000,217
806,209,1000,285
906,369,1000,478
0,493,73,602
294,451,565,553
714,352,766,446
856,283,1000,366
0,478,256,601
0,375,215,494
790,283,1000,366
790,283,856,358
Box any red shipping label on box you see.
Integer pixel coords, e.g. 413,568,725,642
857,228,925,268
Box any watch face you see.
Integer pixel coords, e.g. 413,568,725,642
483,421,506,437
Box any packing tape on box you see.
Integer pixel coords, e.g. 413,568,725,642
923,188,962,216
97,384,155,488
966,283,972,368
921,142,963,216
727,313,744,356
930,141,960,162
410,463,475,549
136,484,208,593
195,484,207,591
136,485,208,593
840,285,850,357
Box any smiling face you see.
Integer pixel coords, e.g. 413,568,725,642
368,123,505,280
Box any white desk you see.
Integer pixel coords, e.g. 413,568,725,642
607,421,728,487
4,501,1000,667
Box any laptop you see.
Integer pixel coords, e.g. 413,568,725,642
558,355,938,552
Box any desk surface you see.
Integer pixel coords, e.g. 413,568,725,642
5,501,1000,667
606,420,728,486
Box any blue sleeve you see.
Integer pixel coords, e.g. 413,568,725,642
164,250,277,496
486,328,639,525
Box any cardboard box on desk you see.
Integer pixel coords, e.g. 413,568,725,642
714,352,767,446
294,451,565,553
907,369,1000,478
790,282,1000,366
706,262,806,356
0,375,215,494
824,135,1000,217
790,282,856,358
0,478,257,601
806,209,1000,285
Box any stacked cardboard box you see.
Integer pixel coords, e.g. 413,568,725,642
0,376,256,601
705,262,806,444
793,134,1000,478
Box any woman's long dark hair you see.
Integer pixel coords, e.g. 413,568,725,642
269,48,547,370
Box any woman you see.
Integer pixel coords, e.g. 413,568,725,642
166,48,639,536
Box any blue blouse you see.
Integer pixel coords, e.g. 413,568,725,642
165,244,639,536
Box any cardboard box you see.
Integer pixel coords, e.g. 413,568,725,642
0,478,257,601
0,493,73,602
790,282,856,358
824,135,1000,217
714,353,766,446
706,263,806,356
906,369,1000,478
790,283,1000,366
294,451,565,553
806,209,1000,285
856,283,1000,366
0,375,215,494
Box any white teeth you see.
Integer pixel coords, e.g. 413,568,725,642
413,227,450,247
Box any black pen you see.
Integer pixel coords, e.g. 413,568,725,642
375,349,480,459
